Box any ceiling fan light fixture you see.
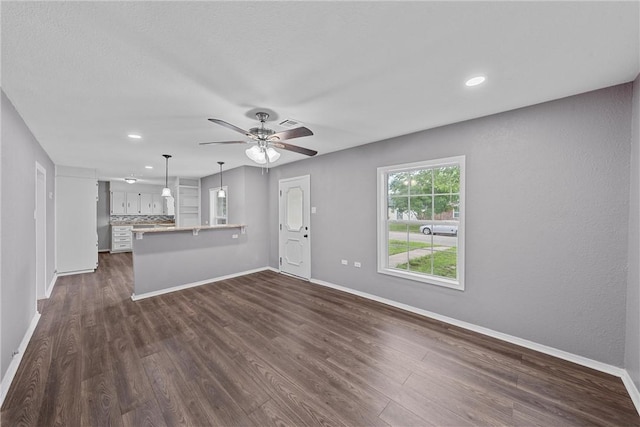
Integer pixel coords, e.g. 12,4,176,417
266,147,280,163
246,146,267,164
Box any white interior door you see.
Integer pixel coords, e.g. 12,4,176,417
279,175,310,280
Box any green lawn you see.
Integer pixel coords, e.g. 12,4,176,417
388,224,421,233
396,247,457,279
388,239,435,256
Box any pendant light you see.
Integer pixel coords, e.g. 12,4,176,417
217,161,226,198
161,154,172,197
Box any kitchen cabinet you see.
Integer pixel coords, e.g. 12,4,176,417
140,193,153,215
152,193,164,215
126,192,140,214
110,191,126,215
111,225,132,252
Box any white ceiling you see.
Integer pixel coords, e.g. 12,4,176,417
2,1,639,185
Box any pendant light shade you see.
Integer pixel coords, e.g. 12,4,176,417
162,154,172,197
217,161,226,198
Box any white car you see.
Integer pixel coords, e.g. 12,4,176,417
419,224,458,235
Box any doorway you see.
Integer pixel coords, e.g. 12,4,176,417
278,175,311,280
35,162,47,301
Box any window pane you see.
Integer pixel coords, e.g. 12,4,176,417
216,195,227,217
388,196,410,220
388,223,409,268
285,187,303,231
388,172,410,195
434,194,457,220
411,169,433,195
434,166,460,194
409,196,432,220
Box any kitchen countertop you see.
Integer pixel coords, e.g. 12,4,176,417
111,221,175,226
131,224,244,233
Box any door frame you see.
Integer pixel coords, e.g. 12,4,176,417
35,162,47,303
278,175,311,280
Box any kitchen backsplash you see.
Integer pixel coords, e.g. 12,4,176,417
110,215,174,223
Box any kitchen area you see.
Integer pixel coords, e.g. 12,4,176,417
99,177,202,254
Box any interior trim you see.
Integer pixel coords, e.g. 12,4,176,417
0,312,41,408
45,273,57,299
130,266,277,301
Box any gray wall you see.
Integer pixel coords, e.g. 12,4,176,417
201,166,270,269
1,90,56,380
626,74,640,390
97,181,110,251
268,84,633,367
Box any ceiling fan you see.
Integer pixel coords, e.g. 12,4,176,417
199,112,317,165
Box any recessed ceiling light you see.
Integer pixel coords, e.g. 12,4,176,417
465,76,486,87
145,165,153,169
124,177,137,184
128,134,142,139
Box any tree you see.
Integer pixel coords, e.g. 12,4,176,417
388,166,459,221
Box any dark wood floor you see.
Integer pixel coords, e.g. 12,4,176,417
1,253,638,426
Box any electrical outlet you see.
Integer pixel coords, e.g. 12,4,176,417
354,262,362,268
341,259,348,265
232,234,238,239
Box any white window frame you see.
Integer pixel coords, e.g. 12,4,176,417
209,186,228,225
377,155,465,291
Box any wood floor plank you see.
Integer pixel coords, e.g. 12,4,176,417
121,399,167,427
246,398,308,427
379,400,434,427
2,253,639,427
141,350,215,427
80,372,123,427
108,333,155,414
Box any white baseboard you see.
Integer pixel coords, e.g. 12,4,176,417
309,277,640,415
621,370,640,415
131,267,274,301
45,273,57,298
0,311,41,408
57,269,94,277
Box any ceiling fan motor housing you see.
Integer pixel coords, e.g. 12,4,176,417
249,127,276,139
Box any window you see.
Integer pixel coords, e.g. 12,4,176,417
377,156,465,290
209,186,228,225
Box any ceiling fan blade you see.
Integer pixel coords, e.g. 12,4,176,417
208,118,254,138
199,140,247,145
269,126,313,141
271,141,318,157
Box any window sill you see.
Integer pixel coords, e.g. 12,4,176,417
377,267,464,291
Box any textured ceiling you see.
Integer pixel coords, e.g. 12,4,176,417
2,1,639,184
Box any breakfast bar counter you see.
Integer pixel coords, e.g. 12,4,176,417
131,223,252,300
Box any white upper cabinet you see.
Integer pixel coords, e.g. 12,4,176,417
110,191,126,215
126,192,140,214
152,193,164,215
140,193,153,215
